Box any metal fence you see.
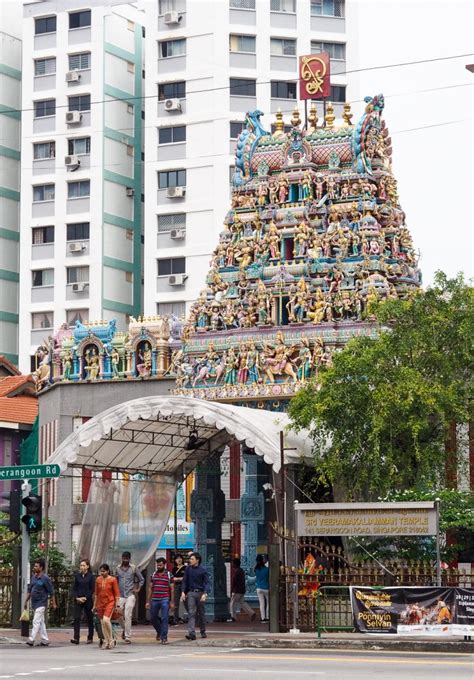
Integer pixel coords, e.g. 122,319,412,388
0,570,73,628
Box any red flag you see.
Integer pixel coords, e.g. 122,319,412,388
299,53,331,100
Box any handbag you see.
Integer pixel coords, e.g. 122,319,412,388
19,609,30,622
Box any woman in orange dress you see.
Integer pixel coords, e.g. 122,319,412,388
93,563,120,649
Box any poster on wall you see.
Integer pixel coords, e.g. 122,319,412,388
350,586,474,636
158,481,195,550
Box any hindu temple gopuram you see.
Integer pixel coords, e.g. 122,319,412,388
33,94,420,405
170,94,421,409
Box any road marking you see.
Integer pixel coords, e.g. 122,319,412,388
183,670,325,675
196,653,474,667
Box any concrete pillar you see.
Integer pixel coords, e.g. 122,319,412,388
190,452,229,621
241,450,265,600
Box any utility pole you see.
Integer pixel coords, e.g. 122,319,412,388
20,481,31,637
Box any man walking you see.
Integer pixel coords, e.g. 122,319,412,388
71,558,95,644
181,552,208,640
228,558,256,622
116,551,144,644
146,557,174,645
24,558,57,647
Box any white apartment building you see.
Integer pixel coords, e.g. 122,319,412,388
143,0,348,320
0,3,22,365
18,0,145,372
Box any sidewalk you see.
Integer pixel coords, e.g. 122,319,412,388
1,620,473,654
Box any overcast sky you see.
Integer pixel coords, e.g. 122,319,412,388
346,0,473,286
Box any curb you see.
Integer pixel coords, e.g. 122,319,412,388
190,637,474,654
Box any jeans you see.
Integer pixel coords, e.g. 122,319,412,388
187,591,206,635
30,606,48,643
230,593,254,619
256,589,269,620
73,600,94,641
118,594,136,640
150,598,170,641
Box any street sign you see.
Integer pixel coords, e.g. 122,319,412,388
0,464,60,481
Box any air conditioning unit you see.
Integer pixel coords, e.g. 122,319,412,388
170,228,185,240
68,242,85,253
168,274,187,286
163,11,180,25
164,98,181,112
66,111,82,124
66,71,81,82
126,187,135,197
166,186,185,198
72,282,88,292
65,154,80,168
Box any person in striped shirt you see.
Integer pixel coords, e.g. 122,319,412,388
146,557,174,644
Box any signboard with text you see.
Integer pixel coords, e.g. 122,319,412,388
296,502,437,537
299,52,331,100
0,464,61,481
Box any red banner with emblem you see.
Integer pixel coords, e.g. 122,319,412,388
299,53,331,100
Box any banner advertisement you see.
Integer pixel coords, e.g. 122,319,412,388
299,53,331,100
350,586,474,636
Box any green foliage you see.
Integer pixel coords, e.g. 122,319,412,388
0,518,71,574
289,272,474,501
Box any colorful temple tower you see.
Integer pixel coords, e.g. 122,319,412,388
172,95,421,407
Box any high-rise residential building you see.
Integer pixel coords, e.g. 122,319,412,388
143,0,348,320
18,0,145,373
0,8,22,365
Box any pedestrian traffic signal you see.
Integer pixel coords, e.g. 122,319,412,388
0,489,21,533
21,493,42,534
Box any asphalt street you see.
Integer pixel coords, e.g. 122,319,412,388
0,645,473,680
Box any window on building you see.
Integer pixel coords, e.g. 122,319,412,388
270,0,296,12
34,99,56,118
311,41,345,60
330,85,346,102
271,122,292,134
311,0,344,17
67,266,90,284
159,39,186,59
159,0,178,12
35,16,56,35
66,309,89,325
68,180,90,199
33,141,56,160
32,269,54,287
33,184,55,202
270,38,296,56
127,61,135,74
229,34,256,53
34,57,56,76
67,222,90,240
157,257,186,276
271,80,297,99
32,226,54,244
158,213,186,233
32,311,54,329
158,169,186,189
68,137,91,155
229,78,256,96
158,81,186,101
157,301,185,318
229,165,235,183
68,52,91,70
158,126,186,144
69,10,91,29
230,121,245,138
230,0,256,7
68,94,91,112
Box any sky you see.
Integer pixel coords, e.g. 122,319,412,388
346,0,473,286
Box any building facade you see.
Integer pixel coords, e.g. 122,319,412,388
18,0,145,373
143,0,348,321
0,22,22,365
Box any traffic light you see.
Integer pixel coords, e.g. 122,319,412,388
0,488,21,533
21,493,42,534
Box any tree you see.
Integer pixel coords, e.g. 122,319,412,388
288,272,473,501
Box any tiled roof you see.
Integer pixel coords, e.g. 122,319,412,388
0,395,38,425
0,375,35,397
0,355,21,376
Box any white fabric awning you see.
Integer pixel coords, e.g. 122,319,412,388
46,396,313,476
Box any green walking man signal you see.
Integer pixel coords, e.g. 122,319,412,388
21,493,42,534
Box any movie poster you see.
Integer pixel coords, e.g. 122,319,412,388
350,587,472,636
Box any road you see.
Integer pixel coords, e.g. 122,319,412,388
0,645,473,679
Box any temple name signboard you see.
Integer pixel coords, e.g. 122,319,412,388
295,502,438,537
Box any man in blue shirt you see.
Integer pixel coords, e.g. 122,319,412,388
24,558,57,646
181,552,209,640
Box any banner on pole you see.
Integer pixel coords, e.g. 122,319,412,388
350,586,474,636
299,53,331,100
